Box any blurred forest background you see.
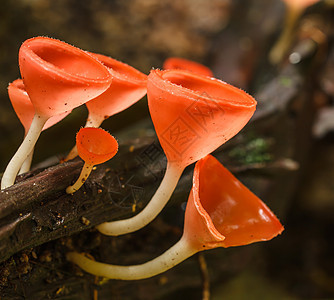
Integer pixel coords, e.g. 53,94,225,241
0,0,334,299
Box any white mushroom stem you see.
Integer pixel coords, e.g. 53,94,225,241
65,113,104,161
19,148,34,175
18,131,34,175
67,235,196,280
1,113,48,190
66,162,94,194
96,162,184,236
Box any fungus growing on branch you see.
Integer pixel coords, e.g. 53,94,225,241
1,37,112,189
66,127,118,194
65,53,147,161
67,155,283,280
96,69,257,236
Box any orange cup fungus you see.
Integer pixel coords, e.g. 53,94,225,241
148,69,256,168
96,68,257,236
66,128,118,194
65,53,147,161
1,37,112,190
19,37,112,118
184,155,284,250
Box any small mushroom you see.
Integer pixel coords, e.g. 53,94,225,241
8,79,71,174
1,37,112,190
66,128,118,194
96,68,257,236
269,0,320,64
67,155,283,280
65,53,147,161
163,57,213,77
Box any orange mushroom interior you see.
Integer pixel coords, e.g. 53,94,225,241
161,71,256,107
196,156,283,247
76,128,118,165
28,40,107,78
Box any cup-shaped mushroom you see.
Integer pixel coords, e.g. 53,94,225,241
85,53,147,127
66,128,118,194
1,37,112,190
19,37,112,118
65,53,147,161
96,68,257,236
163,57,213,77
8,79,71,174
148,69,256,169
184,155,284,250
67,155,283,280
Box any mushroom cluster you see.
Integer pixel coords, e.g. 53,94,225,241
97,68,257,236
1,37,147,190
1,37,284,281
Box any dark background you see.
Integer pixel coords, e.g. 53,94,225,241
1,0,334,299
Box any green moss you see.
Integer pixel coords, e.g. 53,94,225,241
279,76,292,87
228,137,273,165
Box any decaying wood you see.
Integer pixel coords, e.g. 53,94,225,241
0,133,151,261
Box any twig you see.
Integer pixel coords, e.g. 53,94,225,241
197,252,210,300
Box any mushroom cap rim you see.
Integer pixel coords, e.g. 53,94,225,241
20,36,112,85
91,52,147,87
148,68,257,109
